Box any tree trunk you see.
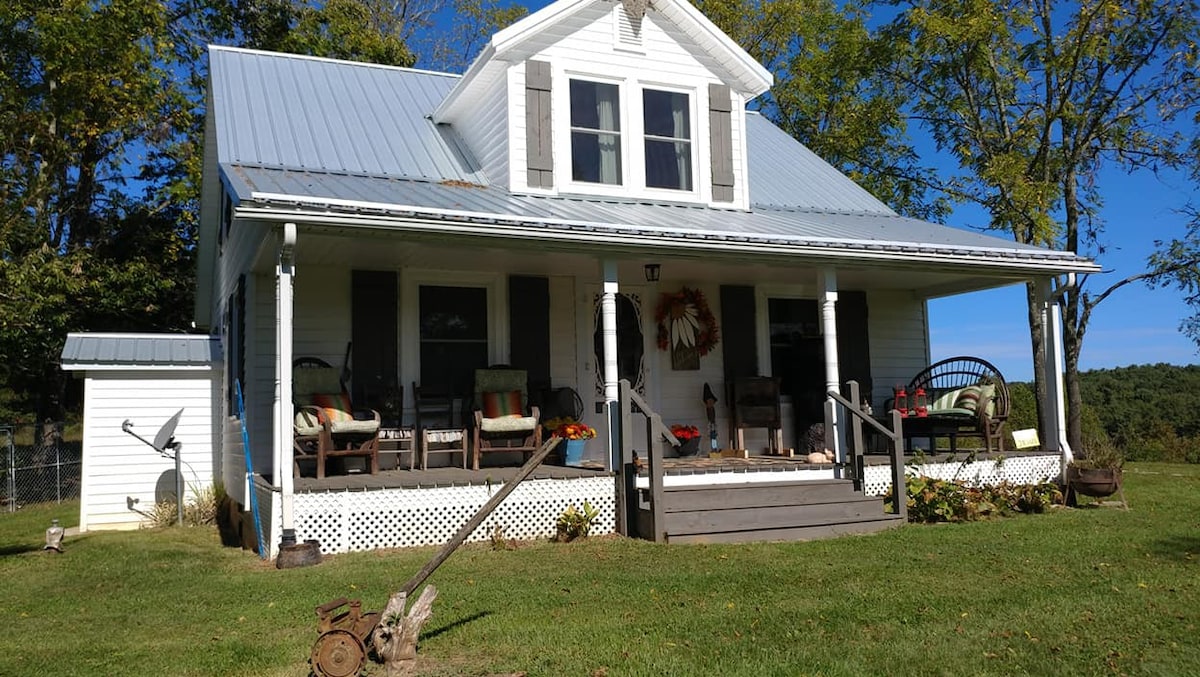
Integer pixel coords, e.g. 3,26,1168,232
1061,164,1084,452
372,585,438,677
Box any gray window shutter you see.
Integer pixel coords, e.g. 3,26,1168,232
525,60,553,189
708,84,735,202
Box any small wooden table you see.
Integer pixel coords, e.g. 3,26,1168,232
896,415,975,453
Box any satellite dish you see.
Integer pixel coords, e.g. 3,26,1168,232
153,409,184,451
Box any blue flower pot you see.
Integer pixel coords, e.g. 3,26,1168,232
564,438,587,466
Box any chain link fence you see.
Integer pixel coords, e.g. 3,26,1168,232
2,423,82,512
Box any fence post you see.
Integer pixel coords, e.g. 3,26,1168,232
3,427,13,513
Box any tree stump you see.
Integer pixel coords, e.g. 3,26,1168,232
372,585,438,677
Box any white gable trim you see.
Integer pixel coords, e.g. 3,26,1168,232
435,0,772,123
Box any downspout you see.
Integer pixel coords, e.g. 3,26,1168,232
275,223,297,551
819,269,843,465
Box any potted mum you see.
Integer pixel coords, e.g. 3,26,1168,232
550,419,597,466
670,424,702,456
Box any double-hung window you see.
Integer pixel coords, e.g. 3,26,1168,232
570,79,622,185
643,89,691,191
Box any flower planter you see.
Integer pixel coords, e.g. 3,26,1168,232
1066,466,1122,498
563,438,588,466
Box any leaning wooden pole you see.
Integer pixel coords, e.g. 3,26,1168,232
372,437,562,676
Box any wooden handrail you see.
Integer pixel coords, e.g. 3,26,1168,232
827,381,907,521
618,379,678,542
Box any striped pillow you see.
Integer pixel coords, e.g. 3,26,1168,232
311,392,354,423
953,386,983,412
482,390,523,418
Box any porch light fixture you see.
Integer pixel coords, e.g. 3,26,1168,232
644,264,661,282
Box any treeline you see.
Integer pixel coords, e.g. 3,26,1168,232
1011,363,1200,463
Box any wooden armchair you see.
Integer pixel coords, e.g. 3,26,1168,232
292,357,380,479
471,368,541,470
729,376,786,455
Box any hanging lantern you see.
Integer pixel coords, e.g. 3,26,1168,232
893,386,908,418
913,387,929,417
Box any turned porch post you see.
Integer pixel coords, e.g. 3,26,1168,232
600,260,627,533
819,269,844,465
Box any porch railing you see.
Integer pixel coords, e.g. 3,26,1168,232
617,379,678,542
826,380,907,521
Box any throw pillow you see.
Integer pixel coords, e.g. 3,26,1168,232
482,390,523,418
311,392,354,423
952,385,984,412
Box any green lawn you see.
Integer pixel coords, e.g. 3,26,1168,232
2,463,1198,676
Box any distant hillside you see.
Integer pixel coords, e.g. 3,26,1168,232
1010,363,1200,463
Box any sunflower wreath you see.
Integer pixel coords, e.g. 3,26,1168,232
655,286,720,356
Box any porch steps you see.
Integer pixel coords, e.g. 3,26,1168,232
641,478,903,545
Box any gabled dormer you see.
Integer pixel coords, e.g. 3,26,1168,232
433,0,772,210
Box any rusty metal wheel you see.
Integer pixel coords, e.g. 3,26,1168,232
310,628,366,677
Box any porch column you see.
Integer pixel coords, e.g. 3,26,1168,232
274,222,297,552
819,269,844,464
600,260,620,469
1038,277,1073,467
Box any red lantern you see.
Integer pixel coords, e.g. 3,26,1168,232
893,386,908,418
913,387,928,417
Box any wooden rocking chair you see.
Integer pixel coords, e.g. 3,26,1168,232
293,357,380,479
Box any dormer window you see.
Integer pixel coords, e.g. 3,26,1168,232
643,89,692,191
570,79,622,185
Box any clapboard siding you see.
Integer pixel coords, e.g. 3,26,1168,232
649,279,728,434
80,371,217,530
250,271,277,477
867,290,930,408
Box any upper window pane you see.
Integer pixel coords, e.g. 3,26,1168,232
643,89,692,191
570,79,622,185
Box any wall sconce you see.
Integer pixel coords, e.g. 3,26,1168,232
643,264,661,282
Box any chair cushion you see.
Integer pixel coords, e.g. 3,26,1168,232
424,429,465,443
480,415,538,433
329,418,380,435
295,410,323,437
482,390,524,418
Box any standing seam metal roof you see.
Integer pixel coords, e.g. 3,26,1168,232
61,333,222,369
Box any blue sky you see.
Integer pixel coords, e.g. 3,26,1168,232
465,0,1199,382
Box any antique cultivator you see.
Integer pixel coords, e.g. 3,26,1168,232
309,437,561,677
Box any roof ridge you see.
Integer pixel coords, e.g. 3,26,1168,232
208,44,461,79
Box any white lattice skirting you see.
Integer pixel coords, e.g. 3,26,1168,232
293,476,616,555
863,454,1062,497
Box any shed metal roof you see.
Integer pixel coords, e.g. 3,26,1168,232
61,333,221,370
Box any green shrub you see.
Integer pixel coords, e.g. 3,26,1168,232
886,475,1063,523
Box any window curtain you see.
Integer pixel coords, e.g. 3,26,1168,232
670,94,690,190
597,86,619,184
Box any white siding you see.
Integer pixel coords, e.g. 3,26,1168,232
866,290,930,408
249,271,277,478
497,5,751,208
80,370,218,531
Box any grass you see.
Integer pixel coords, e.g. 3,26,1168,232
2,463,1199,676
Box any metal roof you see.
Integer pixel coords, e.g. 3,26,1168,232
745,112,896,214
208,47,1099,274
209,47,487,185
229,164,1090,266
61,333,221,370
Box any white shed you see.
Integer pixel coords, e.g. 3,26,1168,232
61,333,222,531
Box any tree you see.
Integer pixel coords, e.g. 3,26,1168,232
0,0,196,419
422,0,527,73
695,0,948,221
886,0,1200,453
